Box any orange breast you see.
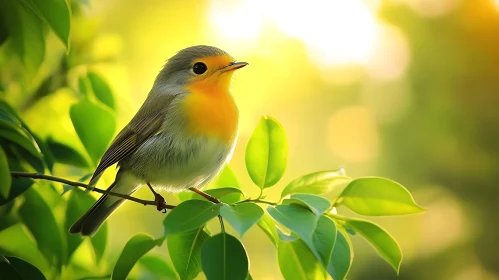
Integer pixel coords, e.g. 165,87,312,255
182,77,239,143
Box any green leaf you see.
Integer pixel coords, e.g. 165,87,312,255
256,212,279,247
18,188,65,267
220,203,264,236
344,218,402,272
88,71,116,110
46,137,89,168
201,233,249,280
283,194,331,215
32,134,53,173
163,200,221,236
112,233,161,280
267,204,317,243
1,0,45,72
78,76,90,96
278,238,327,280
167,227,209,280
0,256,46,280
0,224,49,274
70,98,116,164
0,120,43,160
189,187,244,204
327,230,352,280
245,116,288,189
23,0,70,48
0,147,11,199
138,255,179,280
311,216,337,266
281,169,351,198
207,165,240,189
65,189,107,262
339,177,425,216
0,178,33,206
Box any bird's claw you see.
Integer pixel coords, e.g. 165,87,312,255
154,193,168,213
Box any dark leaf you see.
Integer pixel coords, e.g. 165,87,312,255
46,137,90,168
18,188,65,267
0,256,46,280
201,233,249,280
0,146,11,199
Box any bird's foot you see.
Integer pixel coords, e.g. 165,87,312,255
147,182,168,213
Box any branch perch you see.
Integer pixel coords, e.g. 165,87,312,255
9,171,175,210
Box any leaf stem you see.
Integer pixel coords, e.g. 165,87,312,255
9,171,176,210
236,198,277,205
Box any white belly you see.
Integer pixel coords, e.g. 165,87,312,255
120,133,235,192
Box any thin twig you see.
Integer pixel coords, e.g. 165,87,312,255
236,198,277,205
9,171,175,210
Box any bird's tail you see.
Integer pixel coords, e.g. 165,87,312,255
69,172,139,236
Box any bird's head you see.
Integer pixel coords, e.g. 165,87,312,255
155,45,248,95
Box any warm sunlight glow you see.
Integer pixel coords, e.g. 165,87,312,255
208,0,263,41
209,0,378,66
266,0,377,66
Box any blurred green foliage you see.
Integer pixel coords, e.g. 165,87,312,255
3,0,495,279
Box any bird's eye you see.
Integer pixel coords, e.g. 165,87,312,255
192,62,207,75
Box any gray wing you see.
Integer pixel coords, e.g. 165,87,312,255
87,95,173,188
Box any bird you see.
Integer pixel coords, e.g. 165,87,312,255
69,45,247,236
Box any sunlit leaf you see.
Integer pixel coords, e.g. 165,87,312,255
201,233,249,280
46,137,90,168
0,147,11,199
23,0,71,48
339,177,425,216
207,165,240,189
220,203,264,236
138,255,179,280
257,212,279,247
344,218,402,272
163,200,221,236
78,76,90,96
267,204,317,243
282,194,331,216
1,0,45,72
70,98,116,164
327,230,352,280
168,227,209,280
281,170,351,198
245,116,287,189
0,256,46,280
311,215,337,266
112,233,161,280
88,71,115,110
278,238,327,280
18,188,65,267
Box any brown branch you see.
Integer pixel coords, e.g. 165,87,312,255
9,171,175,210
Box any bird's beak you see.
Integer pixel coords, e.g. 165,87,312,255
221,61,248,72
